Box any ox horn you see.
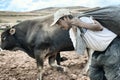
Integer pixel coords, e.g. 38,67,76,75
9,28,16,35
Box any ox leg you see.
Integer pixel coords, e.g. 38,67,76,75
34,50,45,80
83,49,94,74
56,52,61,65
56,52,68,65
84,51,92,73
49,54,64,72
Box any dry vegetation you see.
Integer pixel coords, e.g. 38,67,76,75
0,6,98,23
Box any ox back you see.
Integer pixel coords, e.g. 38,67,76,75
1,15,74,59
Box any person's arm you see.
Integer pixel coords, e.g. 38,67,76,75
71,18,103,31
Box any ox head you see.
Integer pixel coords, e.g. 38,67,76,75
1,28,18,50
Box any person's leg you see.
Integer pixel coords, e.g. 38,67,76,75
95,36,120,80
89,51,107,80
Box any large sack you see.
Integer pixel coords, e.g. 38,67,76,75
78,5,120,35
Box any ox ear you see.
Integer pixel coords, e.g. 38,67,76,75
9,28,16,35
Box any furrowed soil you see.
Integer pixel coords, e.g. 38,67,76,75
0,50,90,80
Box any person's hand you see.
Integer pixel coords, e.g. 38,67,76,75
93,20,103,31
57,17,72,30
70,18,82,27
63,17,71,24
61,17,81,27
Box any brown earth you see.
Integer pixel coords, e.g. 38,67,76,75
0,50,90,80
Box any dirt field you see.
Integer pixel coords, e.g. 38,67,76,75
0,50,90,80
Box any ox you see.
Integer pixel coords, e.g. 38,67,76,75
1,15,74,80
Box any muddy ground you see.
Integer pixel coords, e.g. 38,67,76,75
0,50,90,80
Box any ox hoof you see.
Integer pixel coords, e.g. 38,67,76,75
82,68,89,75
60,57,68,62
0,48,3,51
37,78,43,80
37,73,43,80
57,66,64,72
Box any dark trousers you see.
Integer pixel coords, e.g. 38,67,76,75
89,36,120,80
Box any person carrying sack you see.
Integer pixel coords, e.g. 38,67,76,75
51,9,120,80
